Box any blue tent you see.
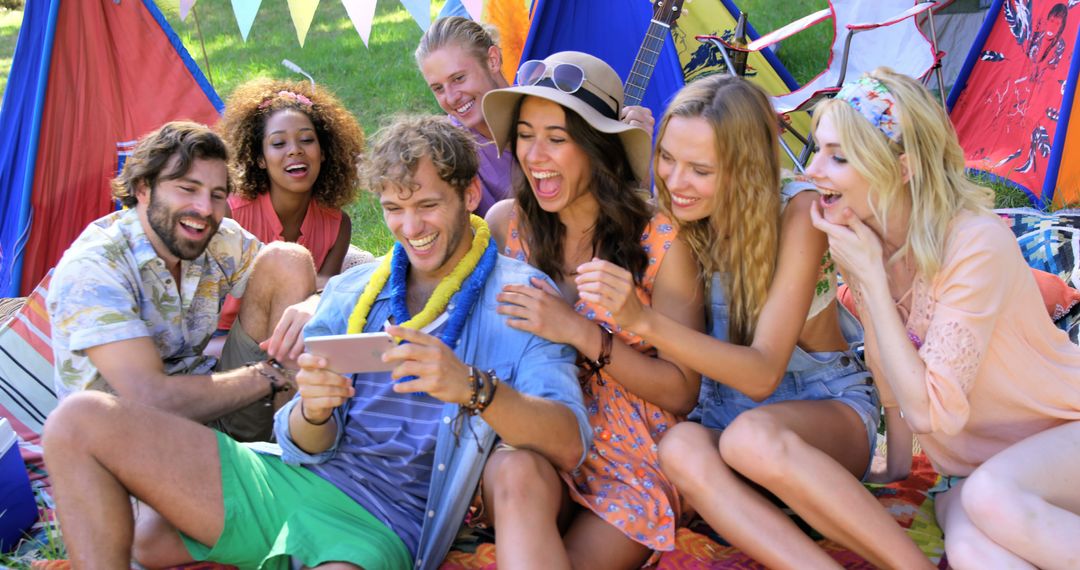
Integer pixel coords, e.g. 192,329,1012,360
0,0,56,298
520,0,686,132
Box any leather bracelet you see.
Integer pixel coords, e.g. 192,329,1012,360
300,400,333,426
250,360,291,406
584,325,614,372
471,369,500,415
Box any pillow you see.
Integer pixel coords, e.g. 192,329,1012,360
1031,268,1080,322
0,271,57,485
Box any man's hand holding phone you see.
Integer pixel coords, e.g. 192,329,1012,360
383,325,471,405
295,353,355,425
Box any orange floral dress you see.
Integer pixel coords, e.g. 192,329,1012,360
504,209,683,552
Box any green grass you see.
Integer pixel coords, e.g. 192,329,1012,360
0,488,66,567
0,7,20,91
160,0,443,253
736,0,831,85
160,0,441,136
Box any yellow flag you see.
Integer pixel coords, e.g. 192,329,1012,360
287,0,321,47
672,0,812,167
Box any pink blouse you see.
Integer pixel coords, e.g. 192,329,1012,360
217,192,342,330
865,212,1080,476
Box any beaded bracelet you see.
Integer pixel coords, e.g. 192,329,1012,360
463,367,500,415
472,369,500,415
464,366,480,411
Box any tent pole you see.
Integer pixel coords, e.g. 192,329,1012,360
191,5,215,91
925,1,946,108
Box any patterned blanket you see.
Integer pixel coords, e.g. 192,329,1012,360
998,208,1080,340
4,208,1078,567
439,453,946,569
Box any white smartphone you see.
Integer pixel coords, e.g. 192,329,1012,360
304,332,397,374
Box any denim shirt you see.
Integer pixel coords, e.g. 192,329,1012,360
275,255,591,570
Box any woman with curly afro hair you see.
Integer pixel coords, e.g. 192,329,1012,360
215,78,366,331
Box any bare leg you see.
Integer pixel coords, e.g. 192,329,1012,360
132,503,194,568
935,480,1034,569
42,392,226,569
238,241,316,346
483,449,573,570
719,401,933,570
564,510,651,570
959,421,1080,569
659,421,842,570
217,242,314,440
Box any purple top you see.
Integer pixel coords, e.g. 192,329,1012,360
450,116,513,216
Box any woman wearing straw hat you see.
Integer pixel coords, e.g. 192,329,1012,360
480,51,704,568
416,17,655,217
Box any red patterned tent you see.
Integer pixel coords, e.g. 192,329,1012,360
949,0,1080,207
0,0,222,296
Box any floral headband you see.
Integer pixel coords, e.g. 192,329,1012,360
257,90,313,110
836,75,900,143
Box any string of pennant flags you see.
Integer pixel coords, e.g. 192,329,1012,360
175,0,484,47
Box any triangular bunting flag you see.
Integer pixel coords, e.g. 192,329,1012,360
287,0,320,47
462,0,482,20
180,0,196,21
400,0,432,31
342,0,378,47
231,0,262,42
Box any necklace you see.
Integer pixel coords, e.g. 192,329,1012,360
347,215,496,351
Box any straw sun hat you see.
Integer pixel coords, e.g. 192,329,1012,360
481,51,652,184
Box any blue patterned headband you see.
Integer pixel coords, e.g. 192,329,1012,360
836,75,900,143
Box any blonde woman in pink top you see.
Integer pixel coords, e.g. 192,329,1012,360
809,67,1080,569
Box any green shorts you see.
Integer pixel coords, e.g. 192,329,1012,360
181,431,412,570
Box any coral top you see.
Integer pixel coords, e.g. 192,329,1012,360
218,192,342,330
862,212,1080,477
504,209,683,552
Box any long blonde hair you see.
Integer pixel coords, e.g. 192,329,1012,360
655,75,781,345
813,67,993,279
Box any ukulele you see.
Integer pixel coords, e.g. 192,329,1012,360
624,0,688,106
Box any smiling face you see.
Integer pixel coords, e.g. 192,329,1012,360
258,109,323,197
515,97,594,215
805,110,878,228
420,43,504,139
656,115,721,222
380,155,481,285
137,156,228,264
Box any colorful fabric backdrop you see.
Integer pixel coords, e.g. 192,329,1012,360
949,0,1080,207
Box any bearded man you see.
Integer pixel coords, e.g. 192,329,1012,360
47,121,317,440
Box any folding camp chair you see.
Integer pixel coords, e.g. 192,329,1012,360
698,0,948,171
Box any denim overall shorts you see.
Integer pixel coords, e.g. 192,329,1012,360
693,274,881,477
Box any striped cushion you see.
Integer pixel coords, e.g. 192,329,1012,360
0,271,58,484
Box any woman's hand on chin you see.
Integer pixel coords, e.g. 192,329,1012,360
810,200,888,292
